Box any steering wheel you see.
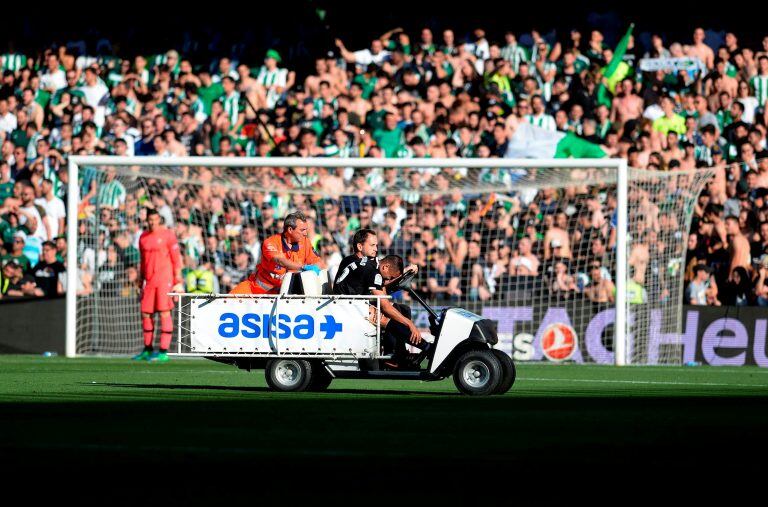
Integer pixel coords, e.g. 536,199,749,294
385,267,417,294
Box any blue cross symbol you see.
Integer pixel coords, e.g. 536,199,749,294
320,315,343,340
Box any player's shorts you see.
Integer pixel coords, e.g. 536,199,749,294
141,284,174,313
229,275,280,295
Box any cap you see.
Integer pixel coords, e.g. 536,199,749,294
13,230,26,241
361,196,378,207
303,97,314,106
2,258,21,268
550,239,562,248
265,49,282,63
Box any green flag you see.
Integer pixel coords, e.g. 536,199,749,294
602,24,634,79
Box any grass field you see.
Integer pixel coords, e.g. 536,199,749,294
2,355,767,497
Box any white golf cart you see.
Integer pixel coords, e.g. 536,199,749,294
171,270,515,396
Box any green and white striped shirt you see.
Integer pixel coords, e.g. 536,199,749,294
189,97,207,123
751,74,768,107
540,78,554,102
324,143,355,157
695,145,714,167
313,97,338,115
500,44,528,72
400,187,421,204
256,66,288,108
290,172,319,189
44,163,64,199
149,54,168,67
2,53,27,72
524,113,556,131
221,91,242,126
97,179,127,209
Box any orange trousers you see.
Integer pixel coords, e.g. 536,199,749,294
229,275,280,295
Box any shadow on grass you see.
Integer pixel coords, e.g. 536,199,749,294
2,394,768,479
85,382,459,396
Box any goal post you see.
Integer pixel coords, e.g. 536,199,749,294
65,156,713,365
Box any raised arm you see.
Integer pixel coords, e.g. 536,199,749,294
335,39,357,64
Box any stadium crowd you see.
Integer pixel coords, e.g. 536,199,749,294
1,25,767,307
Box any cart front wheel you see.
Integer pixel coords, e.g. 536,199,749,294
452,349,502,396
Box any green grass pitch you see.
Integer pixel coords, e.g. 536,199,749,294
2,355,767,492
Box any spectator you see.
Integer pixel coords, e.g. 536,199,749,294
509,237,539,276
35,178,66,240
550,260,577,298
725,215,751,277
32,240,65,297
427,251,461,301
2,225,29,265
185,255,217,294
721,265,751,305
221,250,251,292
4,24,768,308
584,260,616,304
1,258,43,298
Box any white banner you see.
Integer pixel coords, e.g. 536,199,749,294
189,296,375,355
639,57,704,72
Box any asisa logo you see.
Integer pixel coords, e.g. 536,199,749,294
217,313,343,340
541,323,578,362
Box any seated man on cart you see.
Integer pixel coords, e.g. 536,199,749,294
333,228,431,368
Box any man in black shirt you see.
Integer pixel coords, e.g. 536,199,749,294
32,241,65,297
333,228,430,368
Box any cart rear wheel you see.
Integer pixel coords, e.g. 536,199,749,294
491,349,516,395
265,359,314,392
452,349,502,396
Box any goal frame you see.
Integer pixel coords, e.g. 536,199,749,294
66,156,629,364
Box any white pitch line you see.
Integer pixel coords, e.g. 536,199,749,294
521,377,768,388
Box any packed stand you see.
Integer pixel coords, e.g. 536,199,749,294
1,26,767,306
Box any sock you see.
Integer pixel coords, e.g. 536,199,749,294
381,328,397,355
143,316,154,349
160,314,173,351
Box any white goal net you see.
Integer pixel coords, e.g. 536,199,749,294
66,157,714,365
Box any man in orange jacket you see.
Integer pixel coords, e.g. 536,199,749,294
230,211,325,294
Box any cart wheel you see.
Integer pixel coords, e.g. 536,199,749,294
452,349,503,396
308,362,333,391
265,359,314,392
491,349,516,395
